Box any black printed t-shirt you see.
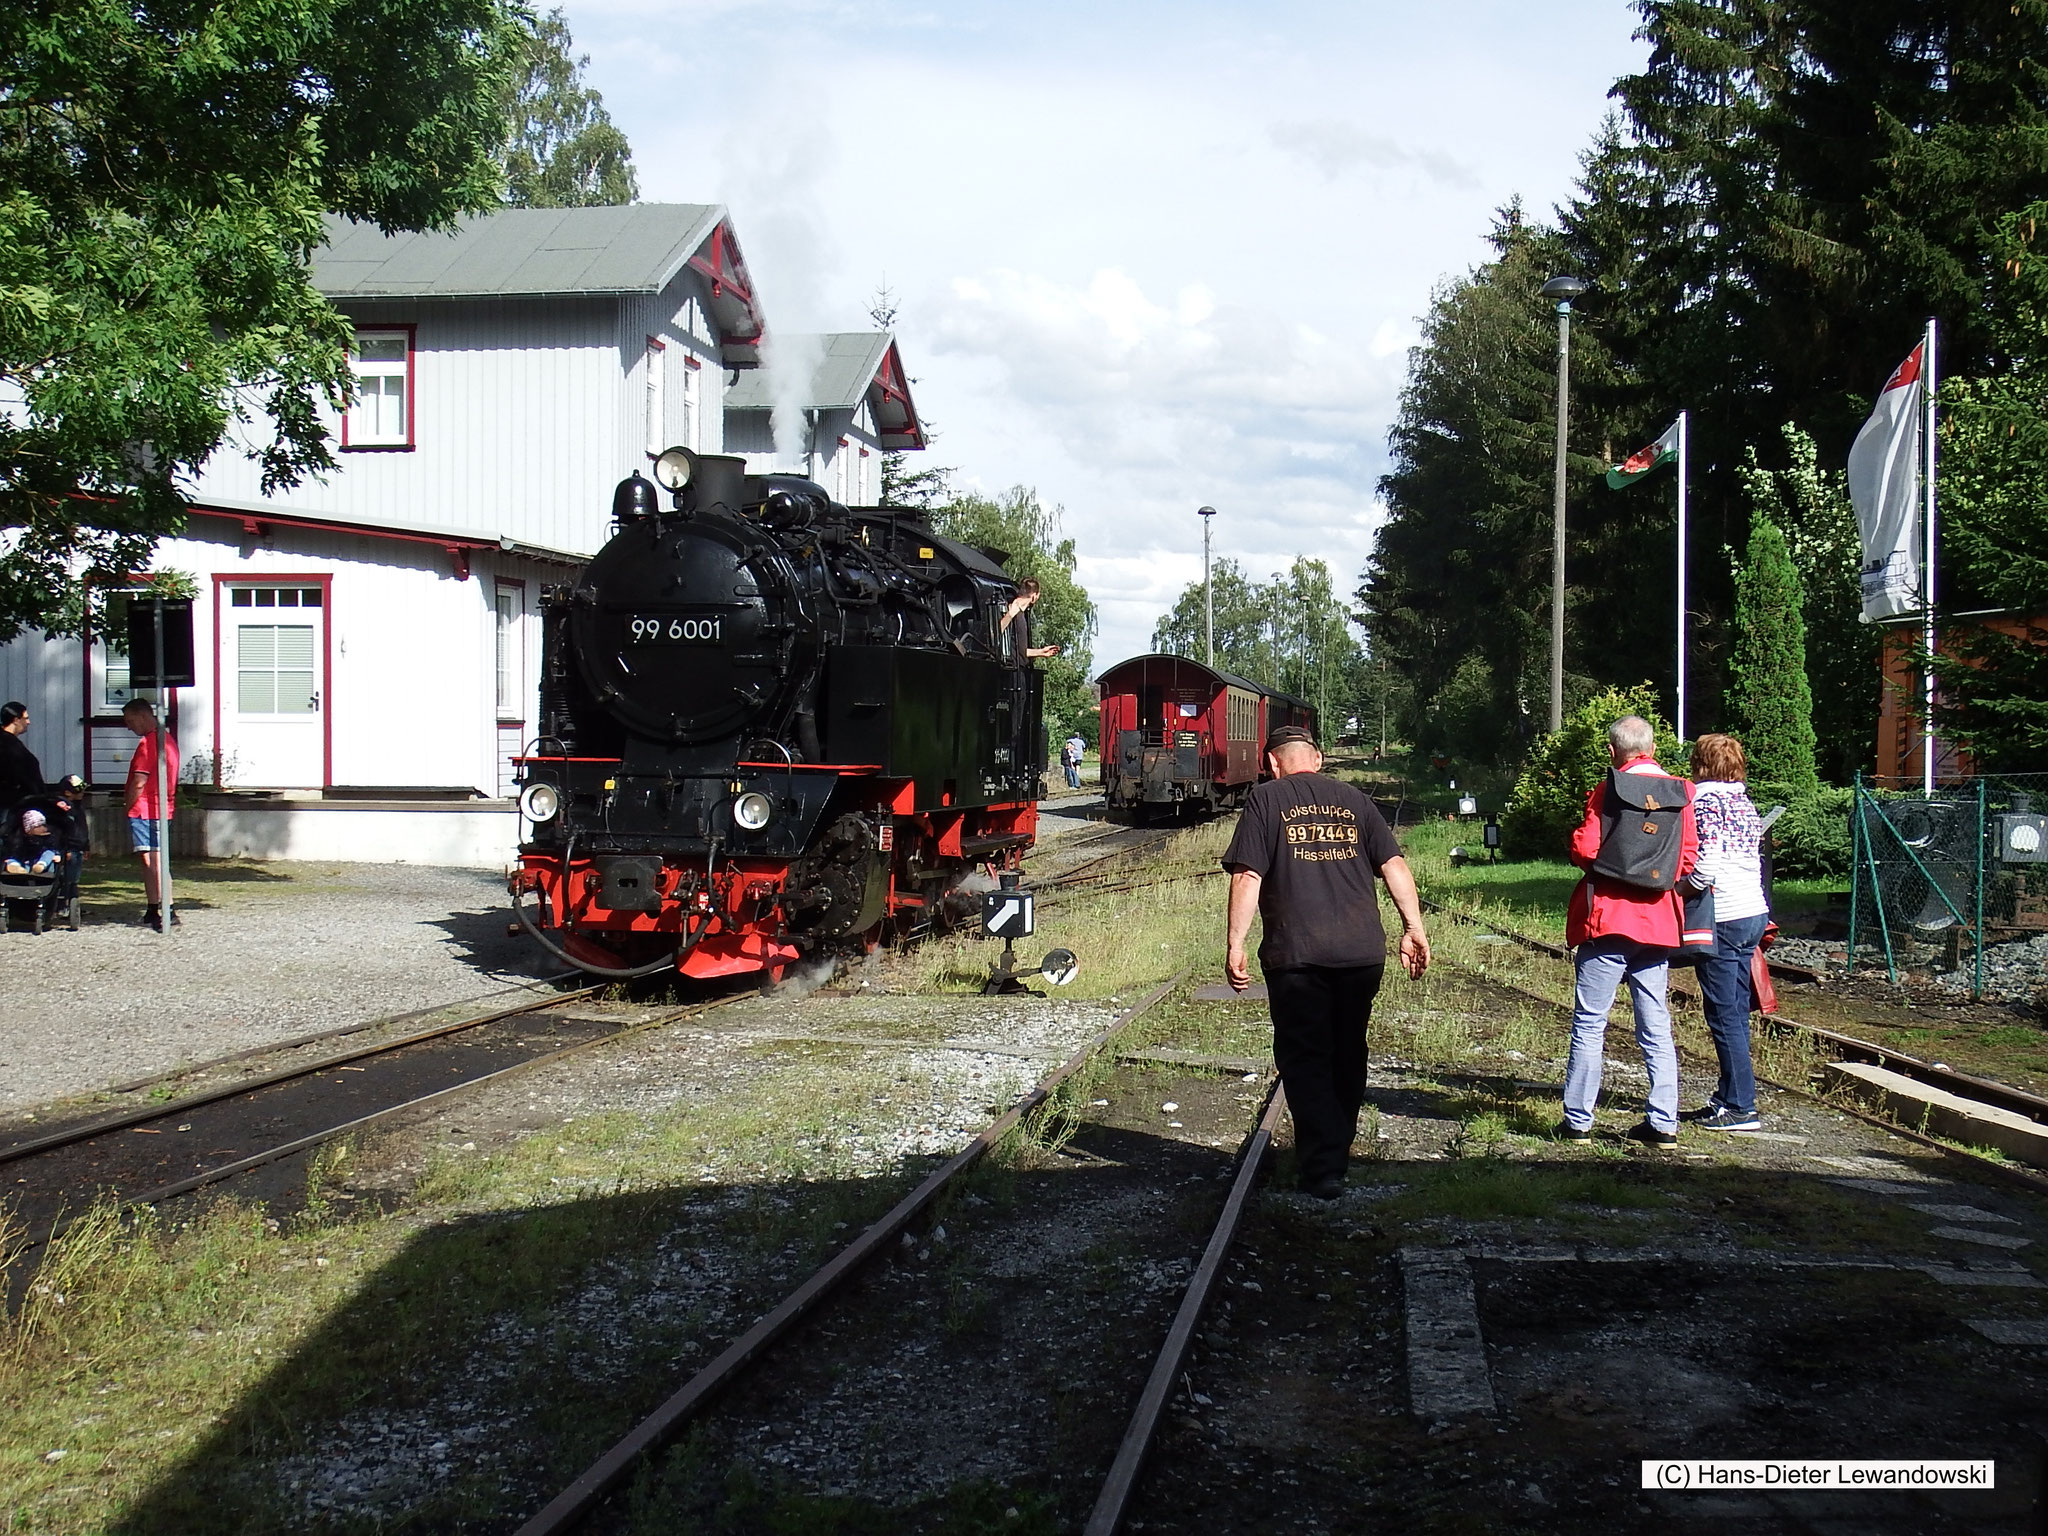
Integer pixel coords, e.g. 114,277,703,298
1221,772,1402,971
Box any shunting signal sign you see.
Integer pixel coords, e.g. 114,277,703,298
983,887,1035,939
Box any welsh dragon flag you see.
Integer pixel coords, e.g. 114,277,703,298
1605,420,1681,489
1846,341,1925,622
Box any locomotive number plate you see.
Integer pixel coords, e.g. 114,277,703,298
626,614,724,644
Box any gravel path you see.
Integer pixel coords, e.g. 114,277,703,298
0,863,557,1115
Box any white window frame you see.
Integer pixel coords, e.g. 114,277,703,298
344,327,413,449
644,336,666,457
681,353,701,450
494,581,524,721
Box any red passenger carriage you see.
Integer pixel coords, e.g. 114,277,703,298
1095,654,1316,819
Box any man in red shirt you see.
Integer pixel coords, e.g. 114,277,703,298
123,698,179,930
1558,715,1696,1146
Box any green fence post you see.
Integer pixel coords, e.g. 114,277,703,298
1976,777,1987,1001
1847,772,1862,977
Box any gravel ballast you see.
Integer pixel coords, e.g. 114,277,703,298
0,862,556,1115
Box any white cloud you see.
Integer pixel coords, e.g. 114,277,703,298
578,0,1648,665
1267,118,1480,189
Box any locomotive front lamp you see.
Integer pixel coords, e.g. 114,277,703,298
732,791,774,831
1483,815,1501,861
519,783,562,823
652,445,699,495
1457,794,1478,818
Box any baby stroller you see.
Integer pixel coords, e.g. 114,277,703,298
2,790,86,934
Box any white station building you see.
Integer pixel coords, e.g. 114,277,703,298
0,205,924,865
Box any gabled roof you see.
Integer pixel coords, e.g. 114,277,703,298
315,205,766,365
722,332,926,449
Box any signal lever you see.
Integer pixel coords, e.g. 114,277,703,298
979,870,1080,996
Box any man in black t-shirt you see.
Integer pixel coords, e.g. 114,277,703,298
1222,726,1430,1198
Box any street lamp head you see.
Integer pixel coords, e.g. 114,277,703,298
1539,274,1589,303
1197,505,1217,518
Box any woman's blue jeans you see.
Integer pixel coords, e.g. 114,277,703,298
1697,912,1769,1115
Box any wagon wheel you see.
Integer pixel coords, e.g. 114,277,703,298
67,897,81,932
31,905,44,936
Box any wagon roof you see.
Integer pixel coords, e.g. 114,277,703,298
1093,652,1311,710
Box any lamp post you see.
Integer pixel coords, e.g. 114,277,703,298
1539,274,1587,733
1198,504,1217,667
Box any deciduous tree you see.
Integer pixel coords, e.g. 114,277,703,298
500,8,637,209
0,0,522,639
931,488,1098,746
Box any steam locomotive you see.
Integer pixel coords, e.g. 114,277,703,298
509,448,1045,981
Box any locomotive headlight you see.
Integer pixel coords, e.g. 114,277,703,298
652,445,698,493
732,791,774,831
519,782,562,823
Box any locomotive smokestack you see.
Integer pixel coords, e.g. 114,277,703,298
683,454,748,518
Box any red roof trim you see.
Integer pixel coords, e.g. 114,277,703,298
686,220,766,364
868,340,926,450
186,503,494,581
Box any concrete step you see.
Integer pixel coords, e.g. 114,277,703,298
1824,1060,2048,1169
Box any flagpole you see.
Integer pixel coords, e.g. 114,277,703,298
1922,318,1938,795
1676,409,1688,742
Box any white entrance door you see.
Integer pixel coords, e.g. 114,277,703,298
223,583,324,787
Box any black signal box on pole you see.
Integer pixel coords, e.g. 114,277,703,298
126,598,196,688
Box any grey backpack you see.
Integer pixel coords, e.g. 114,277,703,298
1590,769,1690,891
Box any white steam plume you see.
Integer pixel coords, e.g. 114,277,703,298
759,329,825,473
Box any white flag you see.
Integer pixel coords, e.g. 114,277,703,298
1846,343,1925,622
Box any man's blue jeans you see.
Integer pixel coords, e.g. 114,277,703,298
1696,911,1769,1115
1563,936,1678,1133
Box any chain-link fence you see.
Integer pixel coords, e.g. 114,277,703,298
1848,772,2048,997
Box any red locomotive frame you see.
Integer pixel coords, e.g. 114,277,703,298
511,761,1037,982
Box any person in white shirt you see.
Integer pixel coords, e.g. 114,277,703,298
1682,733,1771,1131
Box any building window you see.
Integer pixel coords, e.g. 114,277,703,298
682,354,701,450
857,446,871,504
835,438,850,501
238,625,318,714
644,337,665,456
494,583,523,720
345,329,412,448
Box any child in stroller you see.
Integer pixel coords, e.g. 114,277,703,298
1,785,87,933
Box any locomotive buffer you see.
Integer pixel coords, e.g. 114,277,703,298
981,871,1079,995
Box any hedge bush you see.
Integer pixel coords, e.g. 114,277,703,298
1500,685,1687,860
1752,781,1854,881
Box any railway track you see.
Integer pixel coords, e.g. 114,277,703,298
508,970,1285,1536
1417,894,2048,1189
0,827,1187,1243
0,982,754,1247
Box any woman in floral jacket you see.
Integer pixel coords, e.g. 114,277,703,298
1684,733,1771,1131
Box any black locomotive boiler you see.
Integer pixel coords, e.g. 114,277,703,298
510,448,1047,980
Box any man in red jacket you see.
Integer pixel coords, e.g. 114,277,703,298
1558,715,1697,1147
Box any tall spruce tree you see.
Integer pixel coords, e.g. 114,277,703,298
1729,514,1820,795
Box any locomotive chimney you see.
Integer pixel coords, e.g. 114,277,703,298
683,454,748,519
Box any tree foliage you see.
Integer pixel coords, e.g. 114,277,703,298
1499,684,1686,859
0,0,523,639
1367,0,2048,775
1729,513,1820,796
1733,427,1876,781
929,488,1098,746
1153,556,1364,739
499,7,637,209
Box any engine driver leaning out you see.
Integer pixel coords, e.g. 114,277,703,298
1000,580,1061,662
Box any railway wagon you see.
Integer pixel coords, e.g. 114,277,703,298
509,448,1044,982
1096,654,1315,818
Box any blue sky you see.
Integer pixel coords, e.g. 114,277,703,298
573,0,1651,666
